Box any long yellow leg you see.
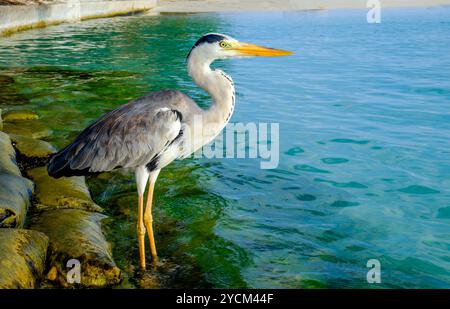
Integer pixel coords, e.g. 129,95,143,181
144,180,158,263
137,194,146,270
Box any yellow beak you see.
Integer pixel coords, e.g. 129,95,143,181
234,42,294,57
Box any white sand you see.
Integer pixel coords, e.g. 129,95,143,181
153,0,450,13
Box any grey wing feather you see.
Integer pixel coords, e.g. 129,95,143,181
48,90,184,178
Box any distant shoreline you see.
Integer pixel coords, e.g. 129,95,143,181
154,0,450,13
0,1,157,36
1,0,450,36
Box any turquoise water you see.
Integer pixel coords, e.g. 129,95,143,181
1,7,450,288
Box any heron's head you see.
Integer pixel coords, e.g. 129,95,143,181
187,33,293,63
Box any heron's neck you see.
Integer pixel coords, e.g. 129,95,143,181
188,55,235,134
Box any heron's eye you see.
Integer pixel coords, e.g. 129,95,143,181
219,41,231,48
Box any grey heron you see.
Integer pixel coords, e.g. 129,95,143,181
47,33,293,270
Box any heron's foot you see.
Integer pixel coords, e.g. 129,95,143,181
136,255,160,272
139,256,146,270
151,254,158,266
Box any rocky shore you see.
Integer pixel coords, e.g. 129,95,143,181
0,109,122,288
0,0,157,36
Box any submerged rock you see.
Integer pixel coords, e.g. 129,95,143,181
2,120,52,139
0,75,14,85
0,173,34,227
9,133,57,159
30,209,122,288
0,74,29,106
3,110,39,122
27,166,103,212
0,229,49,289
0,131,21,176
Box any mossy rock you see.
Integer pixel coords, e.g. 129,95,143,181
27,166,103,212
0,131,21,176
30,209,122,288
3,110,39,122
2,120,52,139
0,173,34,228
9,134,57,159
0,229,49,288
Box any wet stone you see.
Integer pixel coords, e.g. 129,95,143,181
27,166,103,212
30,209,122,288
2,110,39,122
0,131,21,176
0,229,49,289
2,120,52,139
0,131,33,227
0,173,34,227
9,133,57,159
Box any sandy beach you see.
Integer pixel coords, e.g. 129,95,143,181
154,0,450,13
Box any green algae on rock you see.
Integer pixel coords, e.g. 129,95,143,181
0,229,49,288
2,110,39,122
9,133,57,159
2,119,52,139
30,209,122,288
0,131,21,176
0,173,34,227
27,166,103,212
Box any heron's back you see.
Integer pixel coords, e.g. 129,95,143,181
47,90,198,178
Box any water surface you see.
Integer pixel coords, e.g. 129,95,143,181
1,7,450,288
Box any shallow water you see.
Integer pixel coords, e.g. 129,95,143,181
1,7,450,288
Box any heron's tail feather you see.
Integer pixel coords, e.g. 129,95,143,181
47,146,92,178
